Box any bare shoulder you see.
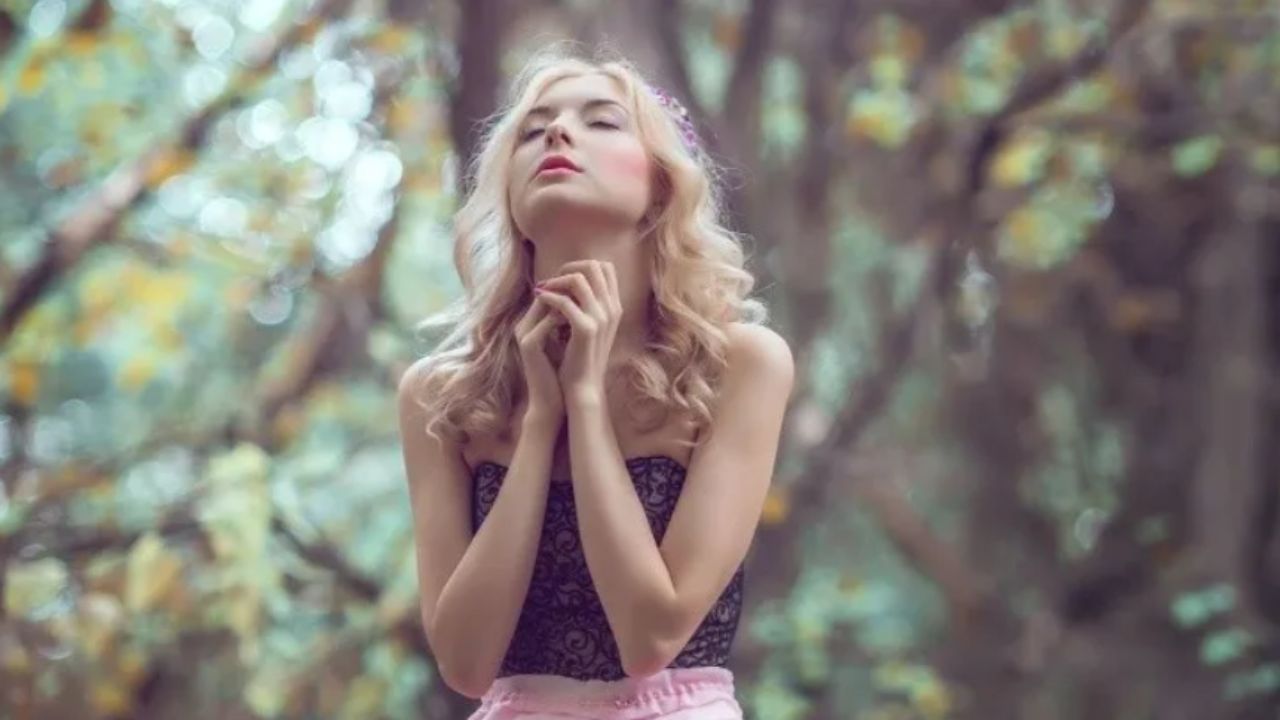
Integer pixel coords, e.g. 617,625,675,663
397,357,445,415
396,359,425,421
396,357,458,445
397,357,468,483
725,322,795,384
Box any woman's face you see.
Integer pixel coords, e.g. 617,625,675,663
507,72,654,241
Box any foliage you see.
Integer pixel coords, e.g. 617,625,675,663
2,0,1277,718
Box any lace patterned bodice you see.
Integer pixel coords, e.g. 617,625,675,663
470,454,745,681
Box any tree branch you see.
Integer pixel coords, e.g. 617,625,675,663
0,0,357,344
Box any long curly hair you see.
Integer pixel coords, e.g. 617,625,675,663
408,43,769,450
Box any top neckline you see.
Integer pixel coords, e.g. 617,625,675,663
471,453,687,478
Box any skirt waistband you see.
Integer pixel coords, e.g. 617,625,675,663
480,666,735,709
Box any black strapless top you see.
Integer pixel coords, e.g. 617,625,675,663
470,454,745,681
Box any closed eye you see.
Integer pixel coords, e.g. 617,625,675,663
519,121,618,143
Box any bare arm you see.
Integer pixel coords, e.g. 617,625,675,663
398,365,559,699
566,323,794,677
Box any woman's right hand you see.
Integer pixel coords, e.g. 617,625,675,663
514,291,566,423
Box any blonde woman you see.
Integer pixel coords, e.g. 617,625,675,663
397,43,794,718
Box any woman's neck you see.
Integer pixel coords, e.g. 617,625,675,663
529,226,654,361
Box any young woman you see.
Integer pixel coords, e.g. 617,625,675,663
397,44,794,718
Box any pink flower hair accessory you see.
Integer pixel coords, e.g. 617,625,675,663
645,83,701,154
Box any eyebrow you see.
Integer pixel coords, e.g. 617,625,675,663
521,98,629,124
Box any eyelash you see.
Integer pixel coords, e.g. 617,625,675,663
520,121,618,142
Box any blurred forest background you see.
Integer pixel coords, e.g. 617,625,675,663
1,0,1277,718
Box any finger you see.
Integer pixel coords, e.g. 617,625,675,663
584,262,610,316
517,293,551,333
522,313,562,357
536,288,594,332
519,295,569,341
573,269,606,317
603,262,619,310
527,312,559,344
540,272,603,317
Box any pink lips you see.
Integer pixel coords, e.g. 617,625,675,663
535,154,581,177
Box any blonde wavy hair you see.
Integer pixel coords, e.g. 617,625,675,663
408,43,769,450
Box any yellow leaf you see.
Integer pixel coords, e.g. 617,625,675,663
1048,23,1085,58
154,321,184,352
244,665,289,717
91,679,132,716
65,31,99,57
991,129,1053,187
125,532,183,612
847,89,916,147
4,558,68,617
144,148,196,189
80,268,118,313
117,645,148,685
77,593,124,659
760,487,789,525
913,681,952,720
8,362,41,407
848,107,891,143
369,26,410,54
1000,206,1044,266
115,31,148,63
18,64,46,95
117,354,157,391
339,676,387,720
134,271,193,315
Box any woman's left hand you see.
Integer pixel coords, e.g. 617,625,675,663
534,259,620,404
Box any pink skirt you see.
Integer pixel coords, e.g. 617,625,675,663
466,667,743,719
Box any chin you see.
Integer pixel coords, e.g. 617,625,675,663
518,197,641,236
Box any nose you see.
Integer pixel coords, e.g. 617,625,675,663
544,120,572,149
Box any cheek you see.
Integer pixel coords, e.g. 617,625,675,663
599,145,651,184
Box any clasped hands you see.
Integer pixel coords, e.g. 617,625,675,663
534,259,621,405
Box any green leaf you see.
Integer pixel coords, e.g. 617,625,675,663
4,558,69,619
848,87,918,148
1249,144,1280,176
871,55,908,88
1225,663,1280,700
1172,135,1223,177
1171,592,1211,629
1200,628,1253,666
991,129,1054,187
0,498,30,537
244,662,289,717
125,531,184,612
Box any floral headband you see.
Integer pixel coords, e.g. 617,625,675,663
645,83,700,154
